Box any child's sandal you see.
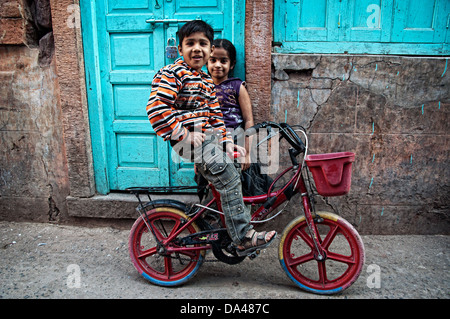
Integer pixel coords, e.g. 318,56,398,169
236,229,277,257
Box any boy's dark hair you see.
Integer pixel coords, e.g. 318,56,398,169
212,39,237,67
178,20,214,46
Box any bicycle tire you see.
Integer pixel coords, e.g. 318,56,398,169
128,206,205,287
279,211,365,294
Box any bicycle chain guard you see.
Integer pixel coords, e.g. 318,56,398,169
194,218,246,264
177,228,228,246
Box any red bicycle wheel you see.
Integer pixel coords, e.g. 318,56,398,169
128,206,205,286
279,211,364,294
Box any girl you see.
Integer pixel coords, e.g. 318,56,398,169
208,39,254,170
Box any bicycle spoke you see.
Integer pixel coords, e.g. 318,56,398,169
326,251,356,265
317,261,328,285
286,252,314,267
137,246,157,259
163,256,173,279
168,219,182,238
151,218,180,242
150,220,167,242
321,224,339,250
294,227,315,249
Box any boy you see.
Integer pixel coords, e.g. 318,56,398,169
146,20,276,256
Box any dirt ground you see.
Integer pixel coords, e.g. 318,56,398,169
0,220,448,301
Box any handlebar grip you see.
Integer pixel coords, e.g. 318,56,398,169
247,122,306,153
280,123,306,153
246,122,265,136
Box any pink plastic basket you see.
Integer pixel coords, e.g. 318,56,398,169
305,152,355,196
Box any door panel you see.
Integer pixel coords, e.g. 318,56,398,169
392,0,446,43
343,0,393,43
110,34,153,69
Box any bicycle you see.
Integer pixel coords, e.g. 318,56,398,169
127,122,365,294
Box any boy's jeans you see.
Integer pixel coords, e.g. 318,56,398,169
172,137,253,245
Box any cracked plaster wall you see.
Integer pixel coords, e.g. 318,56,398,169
271,54,449,234
0,46,69,223
0,0,69,223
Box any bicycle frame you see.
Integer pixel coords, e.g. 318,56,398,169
130,122,327,259
153,163,325,259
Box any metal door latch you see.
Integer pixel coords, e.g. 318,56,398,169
146,16,201,25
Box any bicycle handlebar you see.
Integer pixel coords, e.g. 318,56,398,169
247,121,306,153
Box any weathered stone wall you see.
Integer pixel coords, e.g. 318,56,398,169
0,46,69,222
0,0,70,222
245,0,272,123
271,54,449,234
0,0,52,47
50,0,96,199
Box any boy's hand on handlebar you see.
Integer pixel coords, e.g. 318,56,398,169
226,143,246,161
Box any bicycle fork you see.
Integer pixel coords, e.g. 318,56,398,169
301,192,326,261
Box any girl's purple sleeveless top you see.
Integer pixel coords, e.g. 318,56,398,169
215,78,244,129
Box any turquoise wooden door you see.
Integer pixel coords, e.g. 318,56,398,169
81,0,245,194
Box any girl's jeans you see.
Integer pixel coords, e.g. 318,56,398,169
172,137,253,245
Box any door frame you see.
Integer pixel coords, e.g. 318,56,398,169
80,0,109,194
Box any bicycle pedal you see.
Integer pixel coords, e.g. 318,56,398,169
247,249,261,260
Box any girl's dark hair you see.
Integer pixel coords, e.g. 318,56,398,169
213,39,237,67
178,20,214,46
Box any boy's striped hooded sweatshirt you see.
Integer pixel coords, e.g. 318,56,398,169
146,58,232,145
